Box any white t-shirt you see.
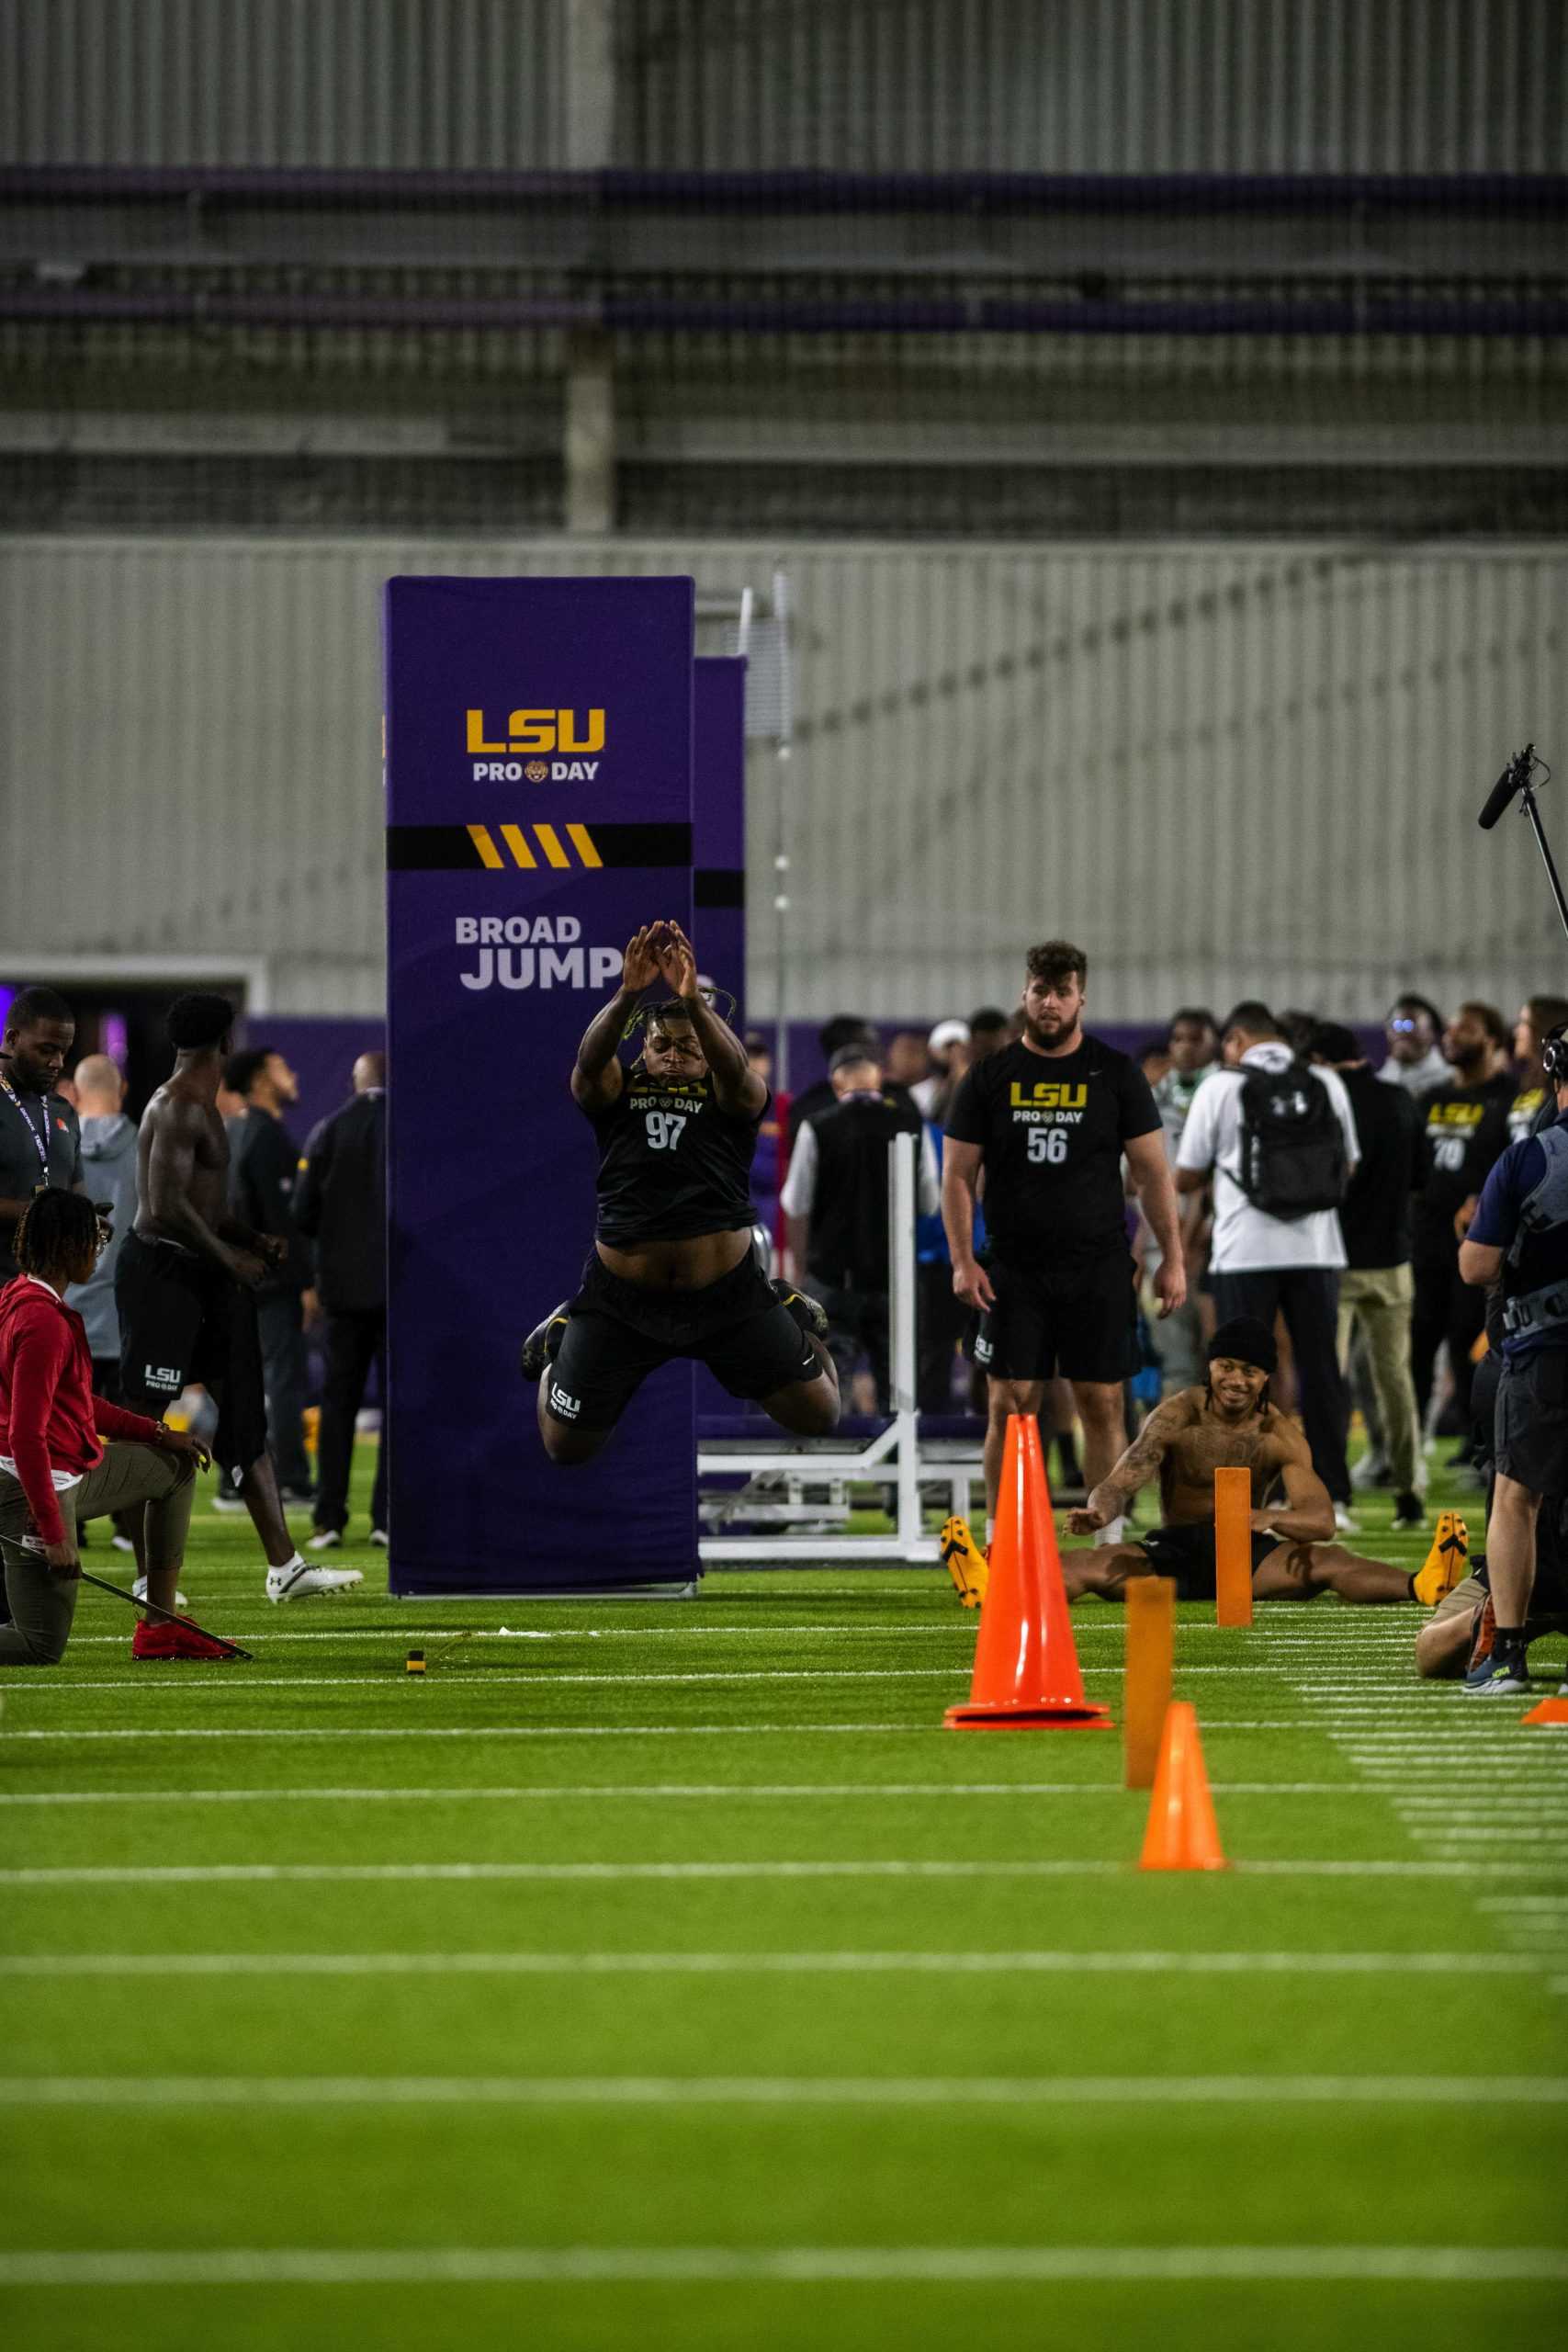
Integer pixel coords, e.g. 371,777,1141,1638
1176,1044,1359,1273
1377,1045,1449,1096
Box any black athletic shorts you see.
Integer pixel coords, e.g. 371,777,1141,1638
545,1248,823,1430
115,1231,270,1486
1136,1521,1279,1601
972,1251,1138,1385
1494,1349,1568,1498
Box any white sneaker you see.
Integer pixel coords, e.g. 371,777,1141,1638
1349,1452,1389,1492
211,1490,249,1515
112,1533,136,1554
1333,1504,1359,1534
369,1528,389,1548
265,1562,364,1603
132,1576,188,1609
305,1528,343,1552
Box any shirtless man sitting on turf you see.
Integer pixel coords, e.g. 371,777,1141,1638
1062,1316,1455,1607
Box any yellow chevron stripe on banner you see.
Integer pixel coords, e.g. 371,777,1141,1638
466,823,504,871
566,824,603,868
499,824,538,870
533,823,572,870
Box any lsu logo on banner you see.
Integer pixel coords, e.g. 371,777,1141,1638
468,708,604,783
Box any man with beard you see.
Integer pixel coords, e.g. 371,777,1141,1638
1064,1318,1460,1608
942,939,1185,1539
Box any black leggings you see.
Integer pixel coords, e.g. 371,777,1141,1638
1411,1260,1486,1430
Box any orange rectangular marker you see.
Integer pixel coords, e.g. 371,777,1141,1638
1213,1465,1254,1627
1123,1574,1175,1789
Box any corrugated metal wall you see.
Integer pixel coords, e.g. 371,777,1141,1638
0,0,566,166
617,0,1565,173
3,536,1563,1021
5,0,1562,171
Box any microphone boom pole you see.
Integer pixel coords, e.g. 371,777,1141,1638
1478,742,1568,948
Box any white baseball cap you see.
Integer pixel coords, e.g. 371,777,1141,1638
928,1019,971,1052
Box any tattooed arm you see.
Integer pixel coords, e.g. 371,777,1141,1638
1066,1396,1190,1534
1251,1425,1335,1545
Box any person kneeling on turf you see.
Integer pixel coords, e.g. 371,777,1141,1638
1063,1317,1450,1606
0,1188,218,1663
521,922,840,1463
1415,1350,1568,1680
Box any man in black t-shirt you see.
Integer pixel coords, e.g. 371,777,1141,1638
1409,1001,1514,1451
942,939,1186,1534
522,922,838,1463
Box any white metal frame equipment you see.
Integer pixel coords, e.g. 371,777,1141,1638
697,1132,975,1565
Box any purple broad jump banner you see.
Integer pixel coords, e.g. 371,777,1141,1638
384,575,698,1594
693,656,747,1022
692,657,749,1425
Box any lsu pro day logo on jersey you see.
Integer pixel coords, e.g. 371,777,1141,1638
1010,1077,1089,1167
467,708,605,783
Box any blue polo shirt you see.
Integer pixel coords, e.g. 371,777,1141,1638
1468,1107,1568,1358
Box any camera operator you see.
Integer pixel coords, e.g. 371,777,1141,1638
1457,1023,1568,1694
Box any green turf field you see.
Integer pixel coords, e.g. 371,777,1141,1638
3,1448,1565,2351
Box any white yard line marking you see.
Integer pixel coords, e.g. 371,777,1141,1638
11,1664,1443,1694
5,2073,1564,2109
0,1949,1539,1981
0,1721,1312,1742
58,1623,1429,1645
6,1858,1566,1886
0,1781,1360,1806
3,2245,1563,2288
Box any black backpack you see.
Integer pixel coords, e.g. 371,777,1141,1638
1235,1059,1348,1220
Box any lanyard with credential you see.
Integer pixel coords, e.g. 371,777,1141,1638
0,1073,52,1179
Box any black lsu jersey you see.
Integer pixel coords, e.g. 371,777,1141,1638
1412,1072,1514,1268
944,1036,1160,1265
588,1062,763,1248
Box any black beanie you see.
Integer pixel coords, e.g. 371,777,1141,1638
1207,1317,1278,1376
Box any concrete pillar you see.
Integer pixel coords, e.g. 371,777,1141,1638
564,329,615,536
563,0,616,532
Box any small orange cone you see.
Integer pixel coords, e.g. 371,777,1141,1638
1138,1701,1228,1871
1520,1693,1568,1726
945,1415,1112,1730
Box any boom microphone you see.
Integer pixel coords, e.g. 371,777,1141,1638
1478,744,1534,830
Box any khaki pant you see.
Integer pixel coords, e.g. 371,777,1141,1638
1336,1263,1424,1497
0,1441,196,1667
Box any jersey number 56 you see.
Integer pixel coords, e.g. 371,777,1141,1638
1027,1127,1068,1165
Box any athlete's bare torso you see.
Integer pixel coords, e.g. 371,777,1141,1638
134,1078,231,1241
1156,1387,1303,1524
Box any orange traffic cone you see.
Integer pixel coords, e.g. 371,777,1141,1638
944,1414,1112,1730
1520,1692,1568,1726
1139,1702,1227,1870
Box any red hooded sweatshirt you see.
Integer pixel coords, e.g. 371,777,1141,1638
0,1274,164,1545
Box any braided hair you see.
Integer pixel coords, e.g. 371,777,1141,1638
14,1186,99,1284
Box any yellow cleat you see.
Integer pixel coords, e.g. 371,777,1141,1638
939,1515,988,1609
1413,1510,1470,1608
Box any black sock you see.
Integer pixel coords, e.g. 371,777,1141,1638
1494,1627,1529,1662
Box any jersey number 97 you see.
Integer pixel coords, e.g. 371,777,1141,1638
646,1112,688,1152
